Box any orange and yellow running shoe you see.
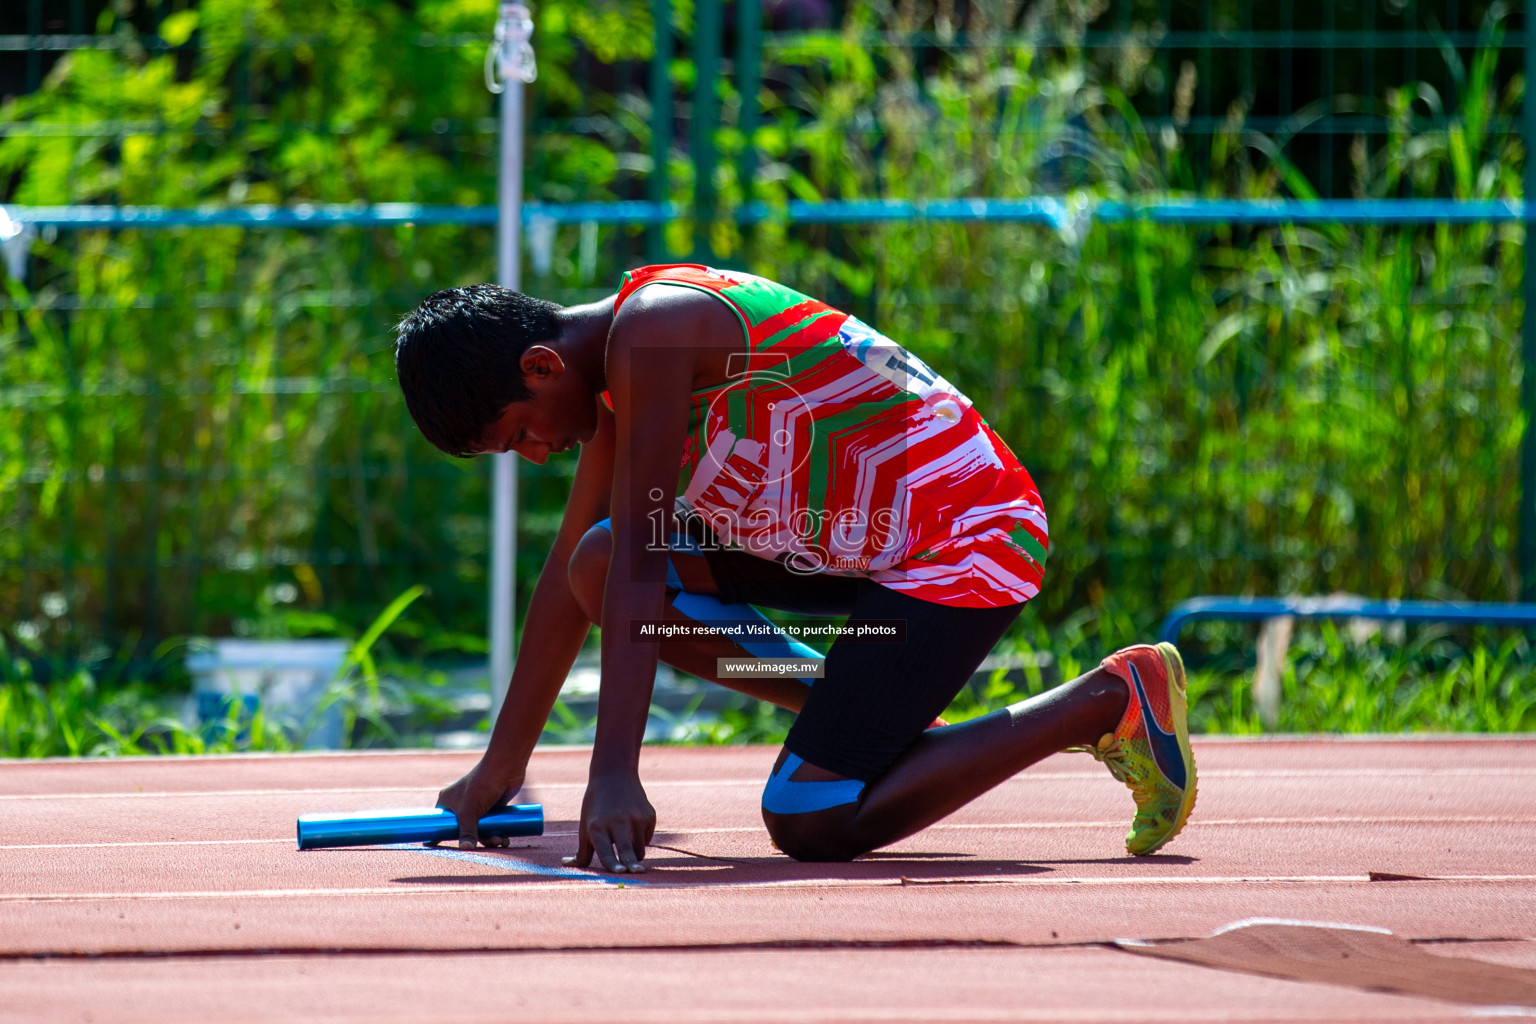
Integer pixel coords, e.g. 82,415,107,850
1072,642,1197,856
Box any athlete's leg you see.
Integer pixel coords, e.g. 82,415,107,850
567,521,842,710
764,670,1128,861
762,580,1130,862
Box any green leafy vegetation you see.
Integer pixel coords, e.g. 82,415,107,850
10,614,1533,757
0,1,1529,747
0,584,465,757
1184,622,1536,734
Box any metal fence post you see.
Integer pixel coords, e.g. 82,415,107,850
26,0,42,93
1320,1,1334,195
488,2,538,722
1240,0,1252,104
1362,0,1374,118
736,0,762,219
692,0,722,260
648,0,673,261
1522,5,1536,600
1198,0,1211,188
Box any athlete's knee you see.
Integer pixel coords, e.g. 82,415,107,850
568,523,612,623
760,751,866,861
762,810,860,862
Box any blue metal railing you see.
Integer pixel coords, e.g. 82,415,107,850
1157,596,1536,645
2,198,1525,232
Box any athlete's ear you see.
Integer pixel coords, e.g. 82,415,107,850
519,344,566,386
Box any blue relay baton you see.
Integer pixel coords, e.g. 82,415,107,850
296,804,543,850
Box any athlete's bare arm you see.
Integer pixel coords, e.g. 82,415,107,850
565,284,743,873
435,402,615,847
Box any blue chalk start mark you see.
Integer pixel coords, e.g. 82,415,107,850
385,843,646,885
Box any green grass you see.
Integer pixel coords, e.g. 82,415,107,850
0,585,449,758
638,612,1536,747
0,4,1528,755
0,651,294,758
946,611,1536,738
7,623,1534,758
0,649,476,758
1185,622,1536,734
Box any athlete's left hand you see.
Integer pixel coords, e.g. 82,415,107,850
565,772,656,873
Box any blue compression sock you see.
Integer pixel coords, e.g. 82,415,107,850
669,589,823,689
668,589,822,658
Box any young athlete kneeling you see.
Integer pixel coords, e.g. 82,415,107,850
395,265,1197,872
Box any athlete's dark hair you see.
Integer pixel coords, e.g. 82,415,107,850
394,284,563,457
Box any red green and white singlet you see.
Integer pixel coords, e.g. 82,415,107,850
614,264,1048,609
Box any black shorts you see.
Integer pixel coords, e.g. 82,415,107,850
704,545,1024,782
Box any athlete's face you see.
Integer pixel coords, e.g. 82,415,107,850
472,345,600,465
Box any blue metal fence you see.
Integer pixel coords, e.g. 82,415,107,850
5,197,1527,231
1159,596,1536,646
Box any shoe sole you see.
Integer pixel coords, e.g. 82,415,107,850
1130,642,1199,856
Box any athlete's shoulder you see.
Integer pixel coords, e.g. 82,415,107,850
620,264,832,318
615,263,722,313
610,278,738,349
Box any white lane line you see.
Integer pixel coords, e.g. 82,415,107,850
0,787,455,801
1,838,294,850
1185,768,1536,779
0,836,588,851
0,884,614,902
7,873,1536,903
943,815,1536,829
695,873,1536,893
0,782,760,801
392,844,636,886
6,815,1536,851
662,816,1536,836
6,766,1536,801
467,768,1536,786
0,787,425,801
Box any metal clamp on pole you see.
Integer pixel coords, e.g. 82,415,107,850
487,1,536,725
486,1,537,92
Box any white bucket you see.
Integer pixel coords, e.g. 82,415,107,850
185,639,352,749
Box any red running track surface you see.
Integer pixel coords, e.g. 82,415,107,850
3,736,1534,1022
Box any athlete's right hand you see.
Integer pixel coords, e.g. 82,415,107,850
436,760,523,849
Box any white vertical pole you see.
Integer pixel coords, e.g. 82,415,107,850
489,2,536,723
